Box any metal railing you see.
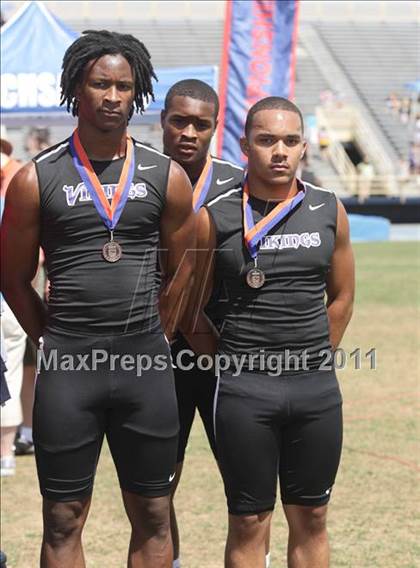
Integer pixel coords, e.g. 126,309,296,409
325,142,358,193
313,174,420,200
315,104,404,196
316,106,359,193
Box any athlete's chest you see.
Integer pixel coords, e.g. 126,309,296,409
203,162,243,205
42,160,164,236
216,196,336,277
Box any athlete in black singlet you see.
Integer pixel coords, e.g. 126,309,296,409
1,31,195,568
160,79,243,568
183,97,355,568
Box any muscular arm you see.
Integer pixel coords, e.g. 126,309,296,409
1,163,47,342
180,207,219,355
326,199,355,350
159,160,196,340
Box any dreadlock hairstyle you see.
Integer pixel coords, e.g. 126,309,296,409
60,30,157,119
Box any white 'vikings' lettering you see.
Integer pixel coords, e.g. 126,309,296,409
260,232,321,250
62,183,148,207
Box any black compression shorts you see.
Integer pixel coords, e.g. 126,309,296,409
214,369,343,515
33,329,179,502
171,334,217,462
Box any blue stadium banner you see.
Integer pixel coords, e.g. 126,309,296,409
217,0,299,165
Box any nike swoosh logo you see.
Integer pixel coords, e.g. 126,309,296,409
309,203,325,211
169,472,176,482
216,177,234,185
138,164,157,171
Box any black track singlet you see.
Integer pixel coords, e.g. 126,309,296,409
34,139,171,335
206,180,338,372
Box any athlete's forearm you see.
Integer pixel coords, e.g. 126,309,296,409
327,297,353,350
159,270,194,341
2,282,47,343
181,312,219,356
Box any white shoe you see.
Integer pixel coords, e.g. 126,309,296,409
0,455,16,477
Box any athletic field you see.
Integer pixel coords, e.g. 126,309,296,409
2,241,419,568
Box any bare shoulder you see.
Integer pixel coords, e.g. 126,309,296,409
5,161,39,204
197,207,215,248
165,160,193,210
4,162,40,223
335,198,350,243
168,159,191,189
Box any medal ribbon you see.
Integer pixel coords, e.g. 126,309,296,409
69,129,135,232
242,178,306,258
192,154,213,212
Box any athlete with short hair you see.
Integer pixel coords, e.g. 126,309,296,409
161,79,243,568
183,96,355,568
1,30,195,568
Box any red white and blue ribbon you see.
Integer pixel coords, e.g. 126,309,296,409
192,154,213,212
242,178,305,258
69,129,135,232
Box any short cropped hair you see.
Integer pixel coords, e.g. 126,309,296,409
164,79,219,118
245,96,304,136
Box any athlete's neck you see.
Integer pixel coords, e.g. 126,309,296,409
247,171,299,201
76,122,128,161
183,155,208,186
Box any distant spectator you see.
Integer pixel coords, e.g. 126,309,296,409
318,126,330,157
399,97,411,125
398,158,410,182
413,114,420,145
398,158,411,201
24,127,51,158
408,142,420,175
1,126,22,198
1,127,27,477
385,94,393,113
319,89,335,107
385,92,401,115
306,115,319,146
390,93,401,116
357,157,375,202
334,89,346,108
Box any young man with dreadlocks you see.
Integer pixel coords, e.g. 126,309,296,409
1,30,195,568
160,79,244,568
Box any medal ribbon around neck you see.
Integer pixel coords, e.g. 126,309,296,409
242,178,306,258
69,129,135,232
192,154,213,212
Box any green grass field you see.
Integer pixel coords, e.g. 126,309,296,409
1,242,419,567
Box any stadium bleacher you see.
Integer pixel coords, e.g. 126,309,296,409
315,22,419,160
64,17,418,160
3,1,419,198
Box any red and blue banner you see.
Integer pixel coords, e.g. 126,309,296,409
217,0,299,165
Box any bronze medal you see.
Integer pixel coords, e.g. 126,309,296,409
246,267,265,289
70,130,134,266
102,240,122,263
